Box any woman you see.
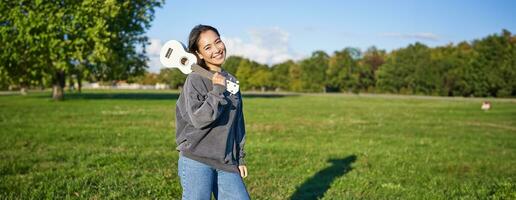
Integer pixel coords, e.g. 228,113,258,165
175,24,250,200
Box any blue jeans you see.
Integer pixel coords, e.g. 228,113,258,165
178,155,250,200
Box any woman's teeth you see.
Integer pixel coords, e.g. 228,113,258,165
213,53,223,58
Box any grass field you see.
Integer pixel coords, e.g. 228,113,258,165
1,90,515,199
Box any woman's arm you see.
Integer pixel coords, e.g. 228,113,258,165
237,94,246,165
183,74,228,129
237,96,248,178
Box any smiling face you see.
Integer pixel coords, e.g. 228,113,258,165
195,30,226,69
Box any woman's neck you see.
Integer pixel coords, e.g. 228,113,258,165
206,63,222,72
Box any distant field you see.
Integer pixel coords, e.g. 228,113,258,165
0,90,515,199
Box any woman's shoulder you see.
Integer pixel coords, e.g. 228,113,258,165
184,72,211,93
186,72,210,84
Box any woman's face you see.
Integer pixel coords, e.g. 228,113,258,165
196,30,226,67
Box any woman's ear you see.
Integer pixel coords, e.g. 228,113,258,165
196,51,204,60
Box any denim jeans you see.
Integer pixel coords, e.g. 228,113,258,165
178,155,250,200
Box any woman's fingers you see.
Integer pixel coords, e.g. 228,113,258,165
212,73,225,86
239,165,248,178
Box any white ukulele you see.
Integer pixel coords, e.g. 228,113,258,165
159,40,240,95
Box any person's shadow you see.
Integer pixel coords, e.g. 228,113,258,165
290,155,357,200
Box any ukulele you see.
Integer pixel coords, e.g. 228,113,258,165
159,40,240,94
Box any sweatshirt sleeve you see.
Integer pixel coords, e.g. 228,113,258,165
183,74,228,129
237,93,247,165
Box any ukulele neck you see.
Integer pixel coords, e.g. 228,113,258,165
191,64,215,80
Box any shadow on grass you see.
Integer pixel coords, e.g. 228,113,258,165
38,92,297,100
290,155,357,200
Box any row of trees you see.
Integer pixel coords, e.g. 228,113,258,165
1,2,514,99
157,29,512,97
0,0,163,100
376,30,515,97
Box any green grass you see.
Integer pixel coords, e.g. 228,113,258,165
1,90,515,199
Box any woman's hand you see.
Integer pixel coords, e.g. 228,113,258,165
238,165,248,178
212,72,226,86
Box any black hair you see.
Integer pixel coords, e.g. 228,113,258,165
188,24,221,68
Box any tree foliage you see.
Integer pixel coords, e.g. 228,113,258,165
0,0,163,99
157,68,186,89
299,50,328,92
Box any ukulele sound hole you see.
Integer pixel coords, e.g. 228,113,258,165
180,57,188,66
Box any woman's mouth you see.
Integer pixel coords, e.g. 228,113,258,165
213,52,224,59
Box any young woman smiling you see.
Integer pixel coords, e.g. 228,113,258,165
174,24,250,200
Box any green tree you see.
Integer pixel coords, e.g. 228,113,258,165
429,43,469,96
249,68,271,91
288,61,302,92
236,59,253,91
248,61,270,91
0,0,52,94
377,43,435,94
467,30,516,97
358,46,385,92
326,48,359,92
0,0,163,100
157,68,186,89
299,51,329,92
270,60,295,91
222,56,244,75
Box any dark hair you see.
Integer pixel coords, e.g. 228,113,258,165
188,24,221,68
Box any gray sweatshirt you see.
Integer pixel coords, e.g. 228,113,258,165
175,70,246,173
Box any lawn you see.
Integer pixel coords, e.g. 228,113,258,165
0,90,515,199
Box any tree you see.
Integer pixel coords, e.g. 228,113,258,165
358,46,386,92
377,43,434,94
326,48,359,92
158,68,186,89
299,51,329,92
0,0,163,100
467,29,516,97
248,61,270,91
131,72,159,85
249,68,271,92
0,1,52,94
428,43,469,96
223,56,244,75
270,60,295,91
288,61,302,92
236,59,253,91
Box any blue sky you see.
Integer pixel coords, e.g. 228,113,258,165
145,0,516,72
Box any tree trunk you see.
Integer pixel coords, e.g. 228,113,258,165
77,62,85,93
77,74,82,93
52,70,66,101
68,74,75,93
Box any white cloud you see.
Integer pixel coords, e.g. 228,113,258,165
147,38,162,57
223,27,304,65
147,55,162,73
146,39,163,73
380,32,441,41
